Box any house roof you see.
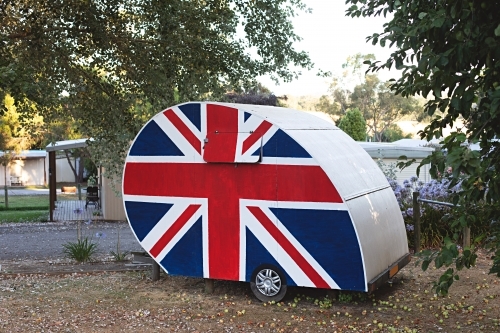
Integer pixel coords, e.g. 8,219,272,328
45,138,91,152
392,138,442,147
0,150,46,159
358,142,435,159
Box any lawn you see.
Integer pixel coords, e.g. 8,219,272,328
0,210,48,223
0,190,86,223
0,195,49,210
0,194,70,223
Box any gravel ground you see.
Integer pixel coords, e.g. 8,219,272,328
0,221,143,261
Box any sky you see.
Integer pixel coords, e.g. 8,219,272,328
259,0,399,97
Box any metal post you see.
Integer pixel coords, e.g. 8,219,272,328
3,164,8,209
413,191,421,254
49,151,56,222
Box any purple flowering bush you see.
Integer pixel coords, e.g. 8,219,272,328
388,174,461,248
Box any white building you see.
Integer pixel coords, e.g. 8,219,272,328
358,140,435,185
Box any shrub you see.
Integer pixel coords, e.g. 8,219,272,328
388,175,461,248
62,237,98,263
338,108,366,141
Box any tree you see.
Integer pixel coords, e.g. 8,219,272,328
0,0,312,181
319,54,423,138
350,74,421,141
314,95,338,115
380,124,412,142
223,82,285,106
0,94,30,207
337,108,367,141
346,0,500,291
316,54,376,116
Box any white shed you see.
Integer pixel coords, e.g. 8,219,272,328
0,150,47,186
358,141,435,185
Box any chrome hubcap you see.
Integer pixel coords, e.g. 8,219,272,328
255,268,281,296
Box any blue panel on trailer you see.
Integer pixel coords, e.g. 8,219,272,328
178,103,201,131
245,227,296,286
129,120,184,156
125,201,173,241
271,208,365,291
253,129,312,158
161,217,203,277
244,112,252,122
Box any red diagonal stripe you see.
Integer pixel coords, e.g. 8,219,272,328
247,206,330,289
150,204,201,258
241,120,273,154
164,109,201,154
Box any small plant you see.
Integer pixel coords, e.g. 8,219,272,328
62,237,98,263
110,250,130,261
317,296,333,308
110,227,129,261
338,291,353,303
87,174,97,186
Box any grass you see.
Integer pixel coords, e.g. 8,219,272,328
0,195,49,210
0,210,48,223
0,192,84,209
0,183,91,223
62,237,99,263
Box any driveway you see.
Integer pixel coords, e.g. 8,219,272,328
0,221,143,261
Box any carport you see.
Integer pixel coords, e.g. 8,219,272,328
46,139,97,221
45,139,126,222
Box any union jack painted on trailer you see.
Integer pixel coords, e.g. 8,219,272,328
123,102,409,293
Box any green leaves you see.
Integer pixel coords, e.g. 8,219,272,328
432,17,445,28
1,0,312,183
416,237,478,295
495,24,500,36
345,0,500,292
337,108,367,141
418,12,427,19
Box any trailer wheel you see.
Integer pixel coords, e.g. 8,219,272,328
250,265,287,302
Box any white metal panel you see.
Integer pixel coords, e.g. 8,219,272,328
102,173,127,221
55,157,76,182
345,187,408,282
286,128,390,200
20,159,46,185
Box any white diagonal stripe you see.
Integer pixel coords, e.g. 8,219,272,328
154,112,202,159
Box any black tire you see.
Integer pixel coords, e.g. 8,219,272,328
250,264,287,302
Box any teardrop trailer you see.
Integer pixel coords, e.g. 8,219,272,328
122,102,410,301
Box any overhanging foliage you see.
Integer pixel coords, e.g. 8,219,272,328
346,0,500,292
1,0,312,181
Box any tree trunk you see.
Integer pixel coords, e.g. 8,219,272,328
77,157,85,183
64,150,78,183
